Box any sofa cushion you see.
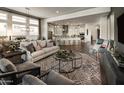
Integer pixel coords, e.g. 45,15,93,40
0,58,17,73
50,46,59,50
37,40,46,48
31,50,45,58
42,47,53,53
26,43,35,53
22,74,46,85
43,46,59,53
47,42,54,47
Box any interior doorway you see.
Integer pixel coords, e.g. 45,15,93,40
97,28,100,39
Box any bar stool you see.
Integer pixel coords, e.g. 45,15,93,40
70,40,73,45
63,40,65,45
73,40,76,45
66,40,69,45
60,40,63,45
75,40,78,45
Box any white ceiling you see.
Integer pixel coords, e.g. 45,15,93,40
7,7,93,18
7,7,109,26
52,13,108,26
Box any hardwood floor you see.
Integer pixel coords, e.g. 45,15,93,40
60,42,92,54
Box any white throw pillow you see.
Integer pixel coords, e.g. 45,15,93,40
37,40,47,48
35,44,42,51
47,42,54,47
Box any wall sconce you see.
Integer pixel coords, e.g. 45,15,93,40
96,24,100,30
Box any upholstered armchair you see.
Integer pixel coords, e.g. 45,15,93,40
0,58,40,85
89,39,109,60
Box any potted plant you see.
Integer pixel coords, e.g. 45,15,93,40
9,41,19,51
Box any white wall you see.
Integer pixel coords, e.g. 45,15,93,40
84,16,110,42
109,12,115,40
99,16,108,40
41,19,48,40
91,23,98,40
84,21,100,42
85,24,91,42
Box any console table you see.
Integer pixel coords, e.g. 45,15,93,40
100,49,124,85
2,50,26,64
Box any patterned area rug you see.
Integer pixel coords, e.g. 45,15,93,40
36,53,102,85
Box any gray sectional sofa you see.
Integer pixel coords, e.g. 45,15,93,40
20,40,60,63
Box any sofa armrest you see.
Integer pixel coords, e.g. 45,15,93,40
26,50,33,61
22,74,46,85
0,66,40,85
44,70,75,85
19,47,33,62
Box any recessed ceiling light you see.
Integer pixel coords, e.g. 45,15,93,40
56,10,59,14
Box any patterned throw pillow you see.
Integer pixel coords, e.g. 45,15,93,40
26,43,35,53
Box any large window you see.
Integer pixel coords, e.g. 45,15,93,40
0,13,7,20
29,18,39,36
0,12,7,36
0,11,39,40
0,23,7,36
12,15,27,36
12,16,26,23
12,15,39,40
12,24,26,36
